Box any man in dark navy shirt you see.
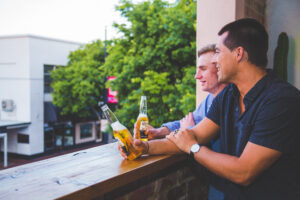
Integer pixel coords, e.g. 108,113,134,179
119,18,300,199
204,70,300,199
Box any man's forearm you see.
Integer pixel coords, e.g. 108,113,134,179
194,146,247,185
156,127,171,138
194,143,281,186
147,136,251,185
148,138,183,155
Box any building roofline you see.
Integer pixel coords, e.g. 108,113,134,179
0,34,85,45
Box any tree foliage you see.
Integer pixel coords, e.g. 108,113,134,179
102,0,196,128
51,40,108,119
51,0,197,129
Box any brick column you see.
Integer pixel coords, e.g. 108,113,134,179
245,0,266,25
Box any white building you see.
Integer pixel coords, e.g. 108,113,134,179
0,34,82,155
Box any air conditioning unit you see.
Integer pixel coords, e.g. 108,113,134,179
1,99,16,112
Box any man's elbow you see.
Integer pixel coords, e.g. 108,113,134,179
236,178,252,186
233,173,255,186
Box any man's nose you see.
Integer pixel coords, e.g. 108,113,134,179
194,69,202,79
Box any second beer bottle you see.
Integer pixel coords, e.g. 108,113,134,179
136,96,149,141
101,105,142,160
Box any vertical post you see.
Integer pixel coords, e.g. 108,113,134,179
0,133,7,168
4,133,7,167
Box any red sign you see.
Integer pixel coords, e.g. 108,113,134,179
107,76,118,103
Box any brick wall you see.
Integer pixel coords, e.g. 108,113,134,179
95,161,209,200
244,0,266,25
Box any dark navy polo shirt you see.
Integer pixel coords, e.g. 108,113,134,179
206,70,300,200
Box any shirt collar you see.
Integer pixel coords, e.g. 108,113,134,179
229,69,272,109
229,84,239,98
243,69,271,108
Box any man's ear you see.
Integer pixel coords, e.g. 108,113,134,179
235,47,246,62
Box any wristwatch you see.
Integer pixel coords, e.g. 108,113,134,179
189,143,200,160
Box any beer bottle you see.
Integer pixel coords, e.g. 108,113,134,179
136,96,149,141
101,105,142,160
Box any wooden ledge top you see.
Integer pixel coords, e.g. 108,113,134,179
0,143,186,200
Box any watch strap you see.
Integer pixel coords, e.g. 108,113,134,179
189,151,195,160
189,143,200,160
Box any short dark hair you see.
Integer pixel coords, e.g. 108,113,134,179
218,18,268,68
198,44,216,57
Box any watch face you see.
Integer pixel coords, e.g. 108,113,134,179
191,144,200,153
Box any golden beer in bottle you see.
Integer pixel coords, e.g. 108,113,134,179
136,96,149,141
102,105,142,160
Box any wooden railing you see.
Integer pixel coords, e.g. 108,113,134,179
0,143,198,200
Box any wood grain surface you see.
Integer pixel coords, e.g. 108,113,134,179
0,142,186,200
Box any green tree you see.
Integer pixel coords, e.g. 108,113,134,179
102,0,196,128
51,40,108,121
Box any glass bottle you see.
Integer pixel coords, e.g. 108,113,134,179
101,105,142,160
136,96,149,141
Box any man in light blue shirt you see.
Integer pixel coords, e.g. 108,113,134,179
147,44,226,141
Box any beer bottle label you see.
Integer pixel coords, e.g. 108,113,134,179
116,138,129,156
140,121,148,139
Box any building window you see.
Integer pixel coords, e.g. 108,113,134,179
79,123,93,139
75,121,98,144
44,64,56,93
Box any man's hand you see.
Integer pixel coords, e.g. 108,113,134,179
117,139,149,159
118,143,129,159
146,126,170,140
166,129,198,154
134,122,170,140
180,112,195,130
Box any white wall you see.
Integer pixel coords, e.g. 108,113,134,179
0,35,81,155
196,0,237,106
266,0,300,89
0,36,31,122
0,36,30,79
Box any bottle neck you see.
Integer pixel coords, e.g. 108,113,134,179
140,108,147,115
139,96,147,115
101,105,119,124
